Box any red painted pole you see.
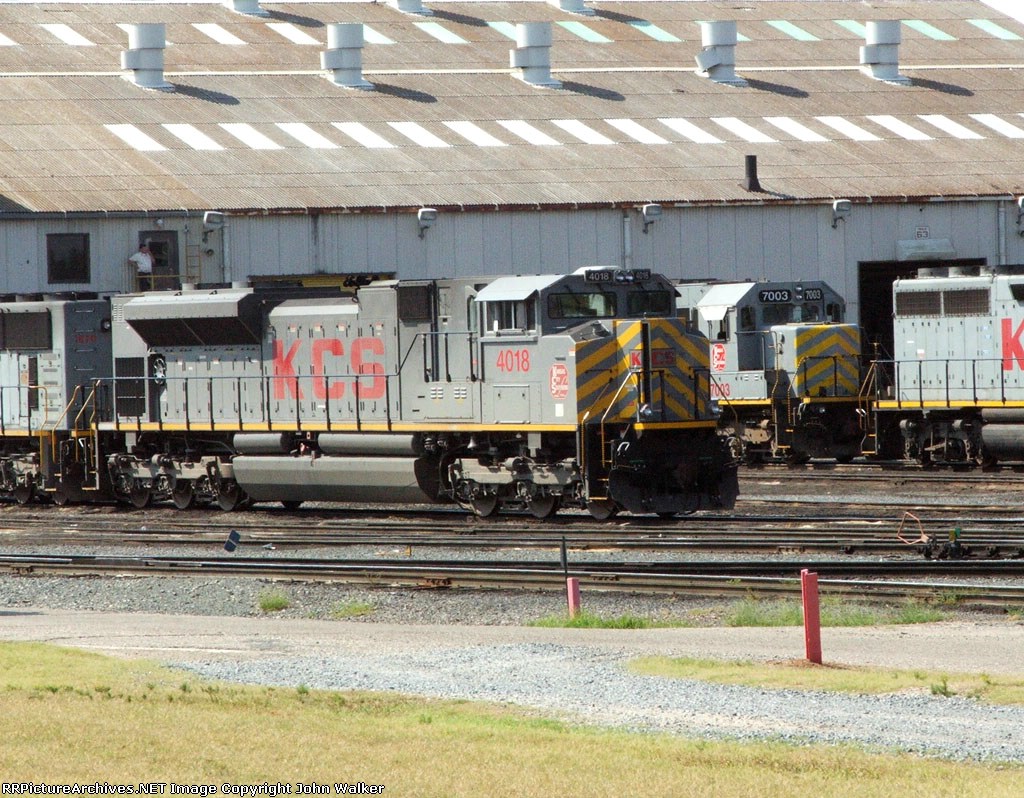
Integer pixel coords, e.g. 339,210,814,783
566,577,581,618
801,569,822,664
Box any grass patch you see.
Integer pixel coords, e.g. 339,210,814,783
725,598,945,627
529,610,691,629
330,600,375,620
630,656,1024,705
257,589,291,613
1,642,1022,794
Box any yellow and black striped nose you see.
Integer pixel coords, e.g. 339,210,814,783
574,318,710,423
793,323,860,397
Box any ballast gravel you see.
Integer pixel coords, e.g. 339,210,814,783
3,571,1024,763
182,643,1024,763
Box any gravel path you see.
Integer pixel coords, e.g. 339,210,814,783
2,571,1024,764
182,642,1024,763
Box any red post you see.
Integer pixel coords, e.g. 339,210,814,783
801,569,822,664
566,577,581,618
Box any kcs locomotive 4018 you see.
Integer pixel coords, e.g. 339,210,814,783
0,267,738,519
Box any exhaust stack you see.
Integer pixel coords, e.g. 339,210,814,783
743,155,764,193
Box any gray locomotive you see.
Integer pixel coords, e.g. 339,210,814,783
676,280,863,463
0,294,112,504
870,265,1024,465
10,267,737,518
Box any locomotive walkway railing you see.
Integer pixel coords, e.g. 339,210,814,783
881,357,1016,408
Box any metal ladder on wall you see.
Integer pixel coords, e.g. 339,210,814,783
184,244,202,285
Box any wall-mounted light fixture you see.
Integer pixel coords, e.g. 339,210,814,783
831,199,852,229
203,211,225,230
418,207,438,239
641,203,662,234
202,210,225,243
1017,196,1024,236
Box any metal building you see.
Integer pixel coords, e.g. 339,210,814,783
1,0,1023,352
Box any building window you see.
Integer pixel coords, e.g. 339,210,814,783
47,233,90,284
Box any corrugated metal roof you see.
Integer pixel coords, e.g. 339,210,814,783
0,1,1021,212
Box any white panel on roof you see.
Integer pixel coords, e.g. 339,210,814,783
696,283,756,320
474,275,562,302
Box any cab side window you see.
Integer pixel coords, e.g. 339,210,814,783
484,299,537,334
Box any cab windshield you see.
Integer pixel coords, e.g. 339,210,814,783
547,292,616,320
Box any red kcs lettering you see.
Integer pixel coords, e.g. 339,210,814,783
1002,318,1024,371
273,337,386,400
312,339,344,400
273,340,302,400
351,337,385,400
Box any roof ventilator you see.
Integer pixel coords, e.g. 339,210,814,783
694,21,747,86
549,0,594,16
388,0,432,16
511,22,561,89
860,20,911,85
224,0,269,16
321,23,374,90
120,23,173,92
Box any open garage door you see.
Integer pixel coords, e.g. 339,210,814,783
857,258,985,359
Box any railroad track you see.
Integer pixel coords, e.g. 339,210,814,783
3,505,1024,557
2,553,1022,609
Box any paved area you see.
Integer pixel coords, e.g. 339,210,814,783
1,608,1022,674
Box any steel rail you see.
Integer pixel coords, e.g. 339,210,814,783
2,554,1022,609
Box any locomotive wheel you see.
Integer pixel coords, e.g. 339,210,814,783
52,484,71,507
13,484,34,506
586,499,618,521
281,500,303,511
171,480,196,510
130,483,152,509
528,494,559,520
217,481,244,512
470,494,499,518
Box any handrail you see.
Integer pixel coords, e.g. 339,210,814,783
48,384,82,433
870,356,1015,408
598,371,639,468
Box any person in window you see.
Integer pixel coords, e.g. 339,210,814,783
128,244,154,291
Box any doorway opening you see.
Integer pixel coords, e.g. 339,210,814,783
857,258,986,359
138,230,180,291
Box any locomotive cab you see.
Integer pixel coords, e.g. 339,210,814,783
676,279,862,463
468,267,736,517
